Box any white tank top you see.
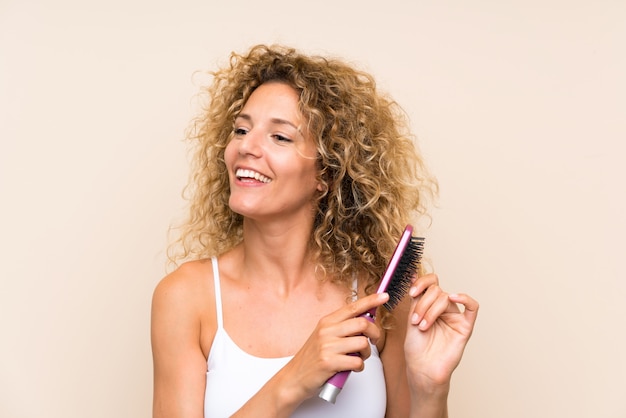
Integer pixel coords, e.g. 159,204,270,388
204,257,387,417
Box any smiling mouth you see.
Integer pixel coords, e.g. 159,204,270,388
236,168,272,184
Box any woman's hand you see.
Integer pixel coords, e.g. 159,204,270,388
280,292,388,401
404,273,479,391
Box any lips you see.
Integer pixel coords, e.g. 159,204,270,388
235,168,272,184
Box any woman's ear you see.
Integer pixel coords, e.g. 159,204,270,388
317,177,329,193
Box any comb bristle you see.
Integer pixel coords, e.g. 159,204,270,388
383,236,425,311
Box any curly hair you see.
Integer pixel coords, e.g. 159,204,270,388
169,44,437,297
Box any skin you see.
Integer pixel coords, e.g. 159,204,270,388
151,82,479,417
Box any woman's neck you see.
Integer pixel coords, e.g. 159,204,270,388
235,218,319,296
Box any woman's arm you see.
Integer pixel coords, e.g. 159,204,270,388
151,265,211,418
381,293,451,418
404,274,479,418
382,273,478,418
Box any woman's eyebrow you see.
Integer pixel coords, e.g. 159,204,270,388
235,113,298,130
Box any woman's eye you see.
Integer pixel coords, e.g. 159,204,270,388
272,134,293,143
233,127,248,136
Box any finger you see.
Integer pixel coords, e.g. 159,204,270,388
408,273,439,298
324,335,373,373
337,350,367,373
335,292,389,322
409,283,445,324
415,292,452,330
346,335,372,362
449,293,479,325
334,316,382,341
323,333,372,359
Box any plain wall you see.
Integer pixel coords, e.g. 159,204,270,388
1,0,624,417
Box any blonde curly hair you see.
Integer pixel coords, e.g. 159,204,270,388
170,44,437,296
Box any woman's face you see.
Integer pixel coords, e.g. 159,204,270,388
224,81,321,222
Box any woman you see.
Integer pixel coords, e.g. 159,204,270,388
151,44,478,417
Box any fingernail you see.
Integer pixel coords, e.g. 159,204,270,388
419,319,427,329
411,313,419,324
409,287,418,297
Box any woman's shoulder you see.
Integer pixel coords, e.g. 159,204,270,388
152,258,216,316
151,258,219,364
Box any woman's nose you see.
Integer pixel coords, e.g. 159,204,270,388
238,129,263,157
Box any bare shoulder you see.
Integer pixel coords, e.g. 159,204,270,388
151,260,216,416
152,259,215,351
153,260,213,304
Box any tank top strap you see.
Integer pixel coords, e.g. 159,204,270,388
211,256,224,329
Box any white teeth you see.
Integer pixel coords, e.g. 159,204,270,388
236,168,271,183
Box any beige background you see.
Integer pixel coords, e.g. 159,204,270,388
1,0,625,417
